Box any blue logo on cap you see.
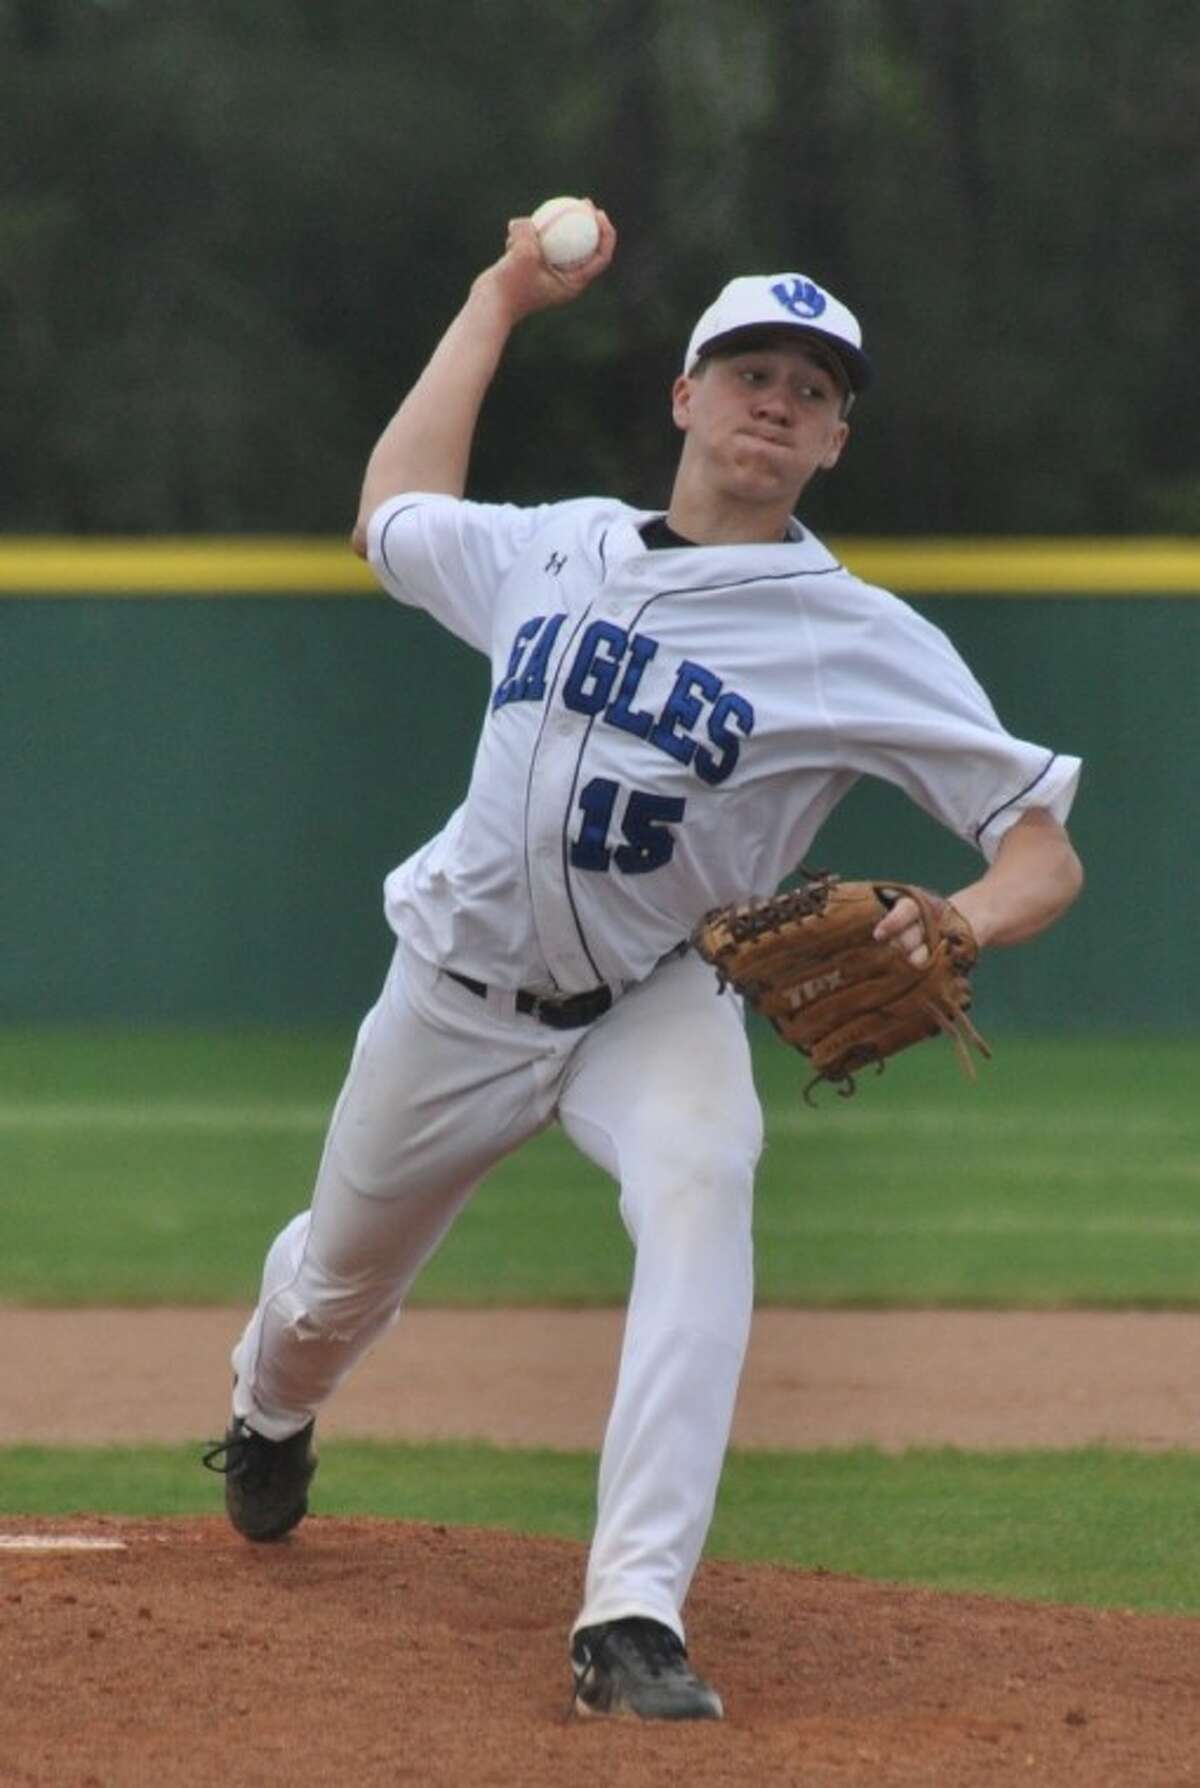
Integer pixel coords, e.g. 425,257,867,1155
770,277,827,321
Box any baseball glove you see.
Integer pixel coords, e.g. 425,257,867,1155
692,871,990,1099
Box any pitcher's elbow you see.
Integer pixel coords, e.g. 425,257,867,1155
1055,840,1085,918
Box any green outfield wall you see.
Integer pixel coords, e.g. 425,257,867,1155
4,539,1197,1029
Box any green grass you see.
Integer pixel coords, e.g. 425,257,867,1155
6,1027,1200,1620
3,1440,1198,1616
5,1028,1200,1306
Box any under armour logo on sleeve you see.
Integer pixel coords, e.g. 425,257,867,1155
544,552,568,576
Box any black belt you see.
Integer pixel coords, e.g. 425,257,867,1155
445,969,613,1030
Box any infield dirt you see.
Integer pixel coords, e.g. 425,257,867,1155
4,1306,1199,1785
3,1514,1199,1786
5,1304,1198,1449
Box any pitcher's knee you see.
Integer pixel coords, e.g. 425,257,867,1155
623,1132,757,1239
667,1124,757,1195
267,1268,398,1346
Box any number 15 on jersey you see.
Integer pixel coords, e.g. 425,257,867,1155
570,778,686,876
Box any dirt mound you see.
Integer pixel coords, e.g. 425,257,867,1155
1,1516,1194,1786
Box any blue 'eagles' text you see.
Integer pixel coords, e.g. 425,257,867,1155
492,615,755,787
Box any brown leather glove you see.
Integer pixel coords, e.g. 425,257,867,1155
693,871,990,1099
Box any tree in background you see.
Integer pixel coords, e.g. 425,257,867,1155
1,0,1196,533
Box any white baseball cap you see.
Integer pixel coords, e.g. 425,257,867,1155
683,273,871,393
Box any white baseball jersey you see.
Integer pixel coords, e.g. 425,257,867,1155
233,485,1081,1650
367,492,1080,995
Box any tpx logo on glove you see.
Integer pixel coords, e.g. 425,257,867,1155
790,969,844,1008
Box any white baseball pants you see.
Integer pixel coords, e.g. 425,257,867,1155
231,939,763,1642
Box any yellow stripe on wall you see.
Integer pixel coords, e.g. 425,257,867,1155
0,537,376,595
835,538,1200,595
0,536,1198,596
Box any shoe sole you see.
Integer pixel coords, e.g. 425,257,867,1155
229,1503,308,1543
571,1679,724,1722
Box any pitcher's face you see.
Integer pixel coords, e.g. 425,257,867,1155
672,343,850,509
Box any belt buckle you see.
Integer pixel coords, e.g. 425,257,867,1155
533,985,613,1030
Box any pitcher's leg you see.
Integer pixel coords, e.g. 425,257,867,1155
233,948,556,1438
558,953,763,1639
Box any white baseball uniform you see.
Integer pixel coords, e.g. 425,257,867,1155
231,491,1080,1641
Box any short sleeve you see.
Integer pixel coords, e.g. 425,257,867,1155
366,492,558,654
823,591,1081,862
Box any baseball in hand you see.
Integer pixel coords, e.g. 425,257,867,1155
530,196,600,269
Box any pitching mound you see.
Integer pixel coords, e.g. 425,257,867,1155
2,1517,1195,1785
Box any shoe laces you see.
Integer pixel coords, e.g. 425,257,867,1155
202,1423,275,1483
579,1617,686,1679
201,1430,249,1478
568,1617,687,1719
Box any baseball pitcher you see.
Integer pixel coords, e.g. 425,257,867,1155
205,204,1083,1721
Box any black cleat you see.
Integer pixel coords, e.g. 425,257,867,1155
202,1417,317,1542
571,1617,723,1721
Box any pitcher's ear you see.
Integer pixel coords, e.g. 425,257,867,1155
671,373,695,430
821,420,851,469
